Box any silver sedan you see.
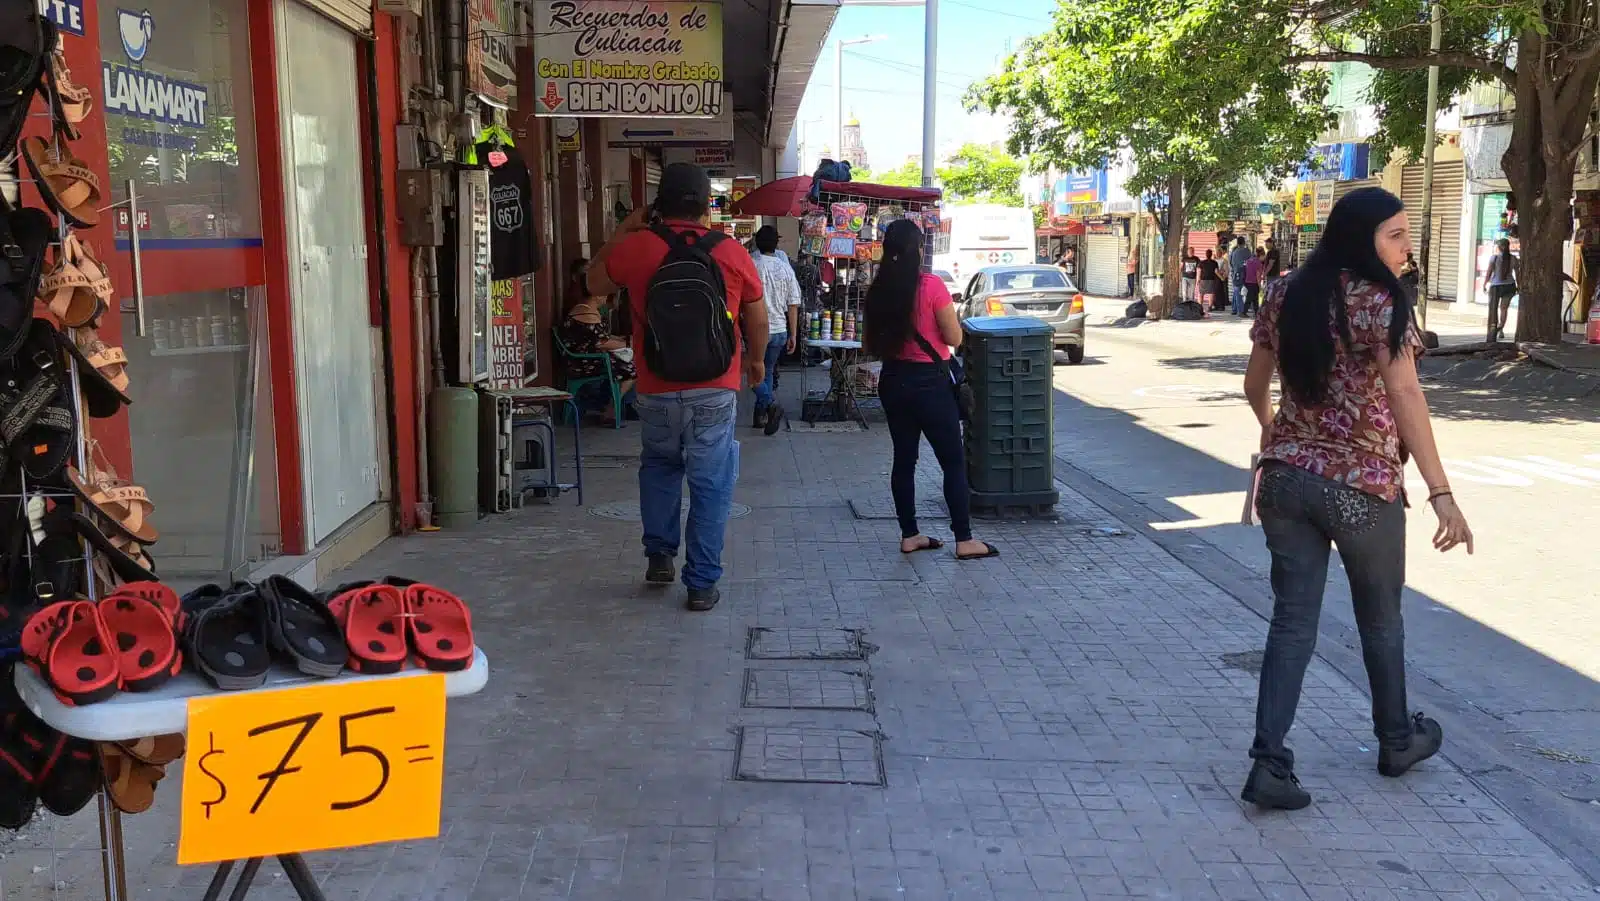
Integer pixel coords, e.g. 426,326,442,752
954,265,1088,364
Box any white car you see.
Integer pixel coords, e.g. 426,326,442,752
935,269,960,298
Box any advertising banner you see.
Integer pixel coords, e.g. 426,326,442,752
489,278,527,389
468,0,518,105
532,1,725,118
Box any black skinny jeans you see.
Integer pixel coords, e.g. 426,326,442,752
1251,462,1412,770
878,360,972,543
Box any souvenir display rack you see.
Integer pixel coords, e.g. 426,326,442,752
798,184,942,424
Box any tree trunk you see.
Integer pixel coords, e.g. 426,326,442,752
1155,173,1187,320
1511,173,1572,343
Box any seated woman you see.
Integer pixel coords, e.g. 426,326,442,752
558,297,636,420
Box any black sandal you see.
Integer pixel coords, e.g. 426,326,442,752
259,575,347,678
0,11,53,153
181,584,271,691
0,203,53,362
0,320,78,481
956,542,1002,561
58,508,156,583
900,536,945,555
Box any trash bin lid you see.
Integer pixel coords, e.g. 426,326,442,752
961,315,1057,337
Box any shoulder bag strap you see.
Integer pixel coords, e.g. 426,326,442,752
909,331,954,383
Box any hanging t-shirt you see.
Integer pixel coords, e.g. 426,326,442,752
478,142,540,280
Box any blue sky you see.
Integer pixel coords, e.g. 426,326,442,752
795,0,1059,172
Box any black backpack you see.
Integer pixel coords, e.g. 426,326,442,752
642,225,737,383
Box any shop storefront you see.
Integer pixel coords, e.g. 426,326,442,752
1402,159,1466,301
1082,216,1126,297
36,0,419,583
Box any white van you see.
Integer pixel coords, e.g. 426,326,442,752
932,205,1035,287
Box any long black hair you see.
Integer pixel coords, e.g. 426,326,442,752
1277,186,1413,405
863,219,926,358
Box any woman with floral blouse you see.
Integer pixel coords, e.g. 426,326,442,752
1241,187,1474,811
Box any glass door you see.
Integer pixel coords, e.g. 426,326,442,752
102,0,280,584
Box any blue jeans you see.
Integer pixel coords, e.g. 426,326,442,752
636,389,740,590
753,332,787,412
1251,462,1412,770
1231,272,1247,310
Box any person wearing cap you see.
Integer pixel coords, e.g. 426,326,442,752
585,162,768,612
749,225,801,434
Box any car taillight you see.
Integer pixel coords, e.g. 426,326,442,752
986,298,1006,315
1070,294,1085,314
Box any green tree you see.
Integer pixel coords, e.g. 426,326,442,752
937,143,1025,206
856,159,924,188
1271,3,1598,343
967,0,1332,318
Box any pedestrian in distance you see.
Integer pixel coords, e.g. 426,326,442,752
585,163,770,612
1480,238,1518,341
749,225,802,435
863,219,999,563
1196,248,1222,309
1228,235,1252,312
1241,186,1473,811
1241,245,1263,317
1124,245,1139,298
1180,246,1199,302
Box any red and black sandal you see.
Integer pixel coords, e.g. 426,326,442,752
327,584,408,674
21,600,121,706
403,584,474,672
109,581,183,631
97,593,180,692
36,733,99,816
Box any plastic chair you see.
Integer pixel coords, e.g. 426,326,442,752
554,333,624,429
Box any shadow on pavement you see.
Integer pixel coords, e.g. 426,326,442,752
1153,352,1600,423
1048,384,1600,881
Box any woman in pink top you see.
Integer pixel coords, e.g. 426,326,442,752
863,220,997,561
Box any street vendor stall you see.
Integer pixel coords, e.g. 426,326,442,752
733,177,943,426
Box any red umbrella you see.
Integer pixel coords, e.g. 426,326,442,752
730,176,813,217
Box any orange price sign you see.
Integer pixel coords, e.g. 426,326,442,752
177,674,447,865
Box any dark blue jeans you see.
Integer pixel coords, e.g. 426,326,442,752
879,360,972,543
753,332,787,412
1251,462,1413,770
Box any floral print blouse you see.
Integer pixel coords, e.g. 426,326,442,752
1250,274,1423,503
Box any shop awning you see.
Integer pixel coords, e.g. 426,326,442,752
731,176,814,217
817,180,942,203
732,177,945,217
1038,221,1086,237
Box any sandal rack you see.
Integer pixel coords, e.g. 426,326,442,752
1,28,142,901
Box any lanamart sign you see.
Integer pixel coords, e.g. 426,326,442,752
532,1,724,118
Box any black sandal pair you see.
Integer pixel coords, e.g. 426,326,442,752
899,536,1002,560
0,667,100,828
180,576,349,690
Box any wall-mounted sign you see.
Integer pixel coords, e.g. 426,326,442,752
553,118,581,152
489,279,526,389
468,0,517,105
1084,215,1121,236
39,0,85,36
1294,183,1316,226
1299,142,1370,182
103,9,210,134
532,1,725,118
604,103,735,147
1053,169,1108,214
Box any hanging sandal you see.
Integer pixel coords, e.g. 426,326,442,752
0,320,78,480
20,132,102,229
44,46,91,131
99,741,165,814
38,235,111,328
403,584,474,672
59,326,131,418
259,575,346,677
61,509,157,584
327,583,408,674
115,733,184,767
97,592,180,692
0,203,53,361
0,10,52,154
67,458,158,545
36,733,99,816
20,599,121,706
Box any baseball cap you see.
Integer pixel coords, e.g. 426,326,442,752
656,162,711,210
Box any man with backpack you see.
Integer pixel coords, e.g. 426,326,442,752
585,163,769,612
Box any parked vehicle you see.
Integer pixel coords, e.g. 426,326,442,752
932,205,1034,286
934,268,960,298
955,265,1087,364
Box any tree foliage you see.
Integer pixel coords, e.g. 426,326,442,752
936,143,1025,206
854,159,922,188
966,0,1334,315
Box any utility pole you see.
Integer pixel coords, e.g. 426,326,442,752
922,0,939,187
1418,0,1442,332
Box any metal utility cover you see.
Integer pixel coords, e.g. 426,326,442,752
742,669,872,712
746,628,867,661
733,727,885,786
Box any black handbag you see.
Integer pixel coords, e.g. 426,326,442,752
910,332,973,421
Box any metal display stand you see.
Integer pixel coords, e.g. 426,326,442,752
800,338,868,428
14,652,491,901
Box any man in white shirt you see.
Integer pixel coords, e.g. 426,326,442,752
750,225,801,435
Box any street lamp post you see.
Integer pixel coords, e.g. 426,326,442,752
836,35,887,163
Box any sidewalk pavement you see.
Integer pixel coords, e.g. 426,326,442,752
3,381,1594,900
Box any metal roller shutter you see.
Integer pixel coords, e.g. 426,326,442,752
1402,162,1465,300
1085,233,1122,296
645,154,662,187
1333,177,1378,204
298,0,373,36
1186,231,1218,255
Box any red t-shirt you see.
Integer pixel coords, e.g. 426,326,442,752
604,222,764,395
896,273,954,362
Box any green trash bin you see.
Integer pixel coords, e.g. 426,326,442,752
961,316,1059,514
